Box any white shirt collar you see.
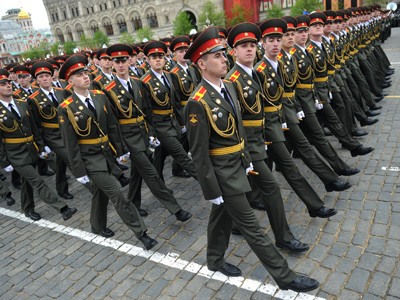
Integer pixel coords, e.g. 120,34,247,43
203,78,224,95
311,40,323,49
117,76,131,93
264,56,278,72
74,92,93,107
0,98,19,113
296,44,307,54
236,61,253,77
40,87,55,96
177,62,189,72
151,68,165,82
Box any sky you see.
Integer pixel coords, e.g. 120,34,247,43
0,0,50,30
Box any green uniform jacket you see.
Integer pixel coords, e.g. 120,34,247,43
0,99,44,168
307,40,330,103
226,64,267,162
57,91,124,178
103,76,153,153
185,79,251,200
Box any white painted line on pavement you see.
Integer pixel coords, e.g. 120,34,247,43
0,207,325,300
382,166,400,172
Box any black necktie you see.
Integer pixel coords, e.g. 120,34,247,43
127,80,134,97
48,92,59,107
27,88,33,95
56,81,62,88
161,74,170,89
221,87,236,114
85,98,97,117
9,103,20,120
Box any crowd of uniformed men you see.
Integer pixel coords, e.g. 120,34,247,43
0,4,395,293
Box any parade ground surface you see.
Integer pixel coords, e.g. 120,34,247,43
1,29,400,300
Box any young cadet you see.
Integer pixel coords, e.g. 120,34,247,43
226,22,309,253
102,43,192,222
307,12,374,157
292,15,361,178
0,68,77,221
140,41,197,181
28,61,73,200
184,26,319,293
57,55,158,250
92,49,115,90
128,45,145,78
255,19,337,218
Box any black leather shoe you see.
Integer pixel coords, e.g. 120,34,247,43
232,228,241,235
61,206,77,220
139,208,148,217
118,175,130,187
12,181,21,190
172,170,191,178
250,201,267,211
382,82,391,89
91,227,115,238
209,262,242,277
25,209,41,221
323,127,332,136
276,239,310,253
58,192,74,200
280,275,320,292
338,167,360,176
370,104,382,110
5,194,15,206
375,95,384,102
352,129,368,137
366,110,380,117
116,162,129,171
139,232,158,250
351,146,374,157
309,206,337,218
325,179,352,192
175,209,192,222
38,170,55,176
360,117,378,126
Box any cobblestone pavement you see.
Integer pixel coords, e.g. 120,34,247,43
1,29,400,300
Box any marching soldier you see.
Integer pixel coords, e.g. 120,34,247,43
0,178,15,206
92,49,115,90
184,26,319,292
226,22,309,253
160,38,175,72
255,19,337,217
0,68,77,221
140,41,197,181
103,43,192,222
28,61,74,200
57,55,158,249
128,45,145,78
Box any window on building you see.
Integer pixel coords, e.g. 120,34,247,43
86,8,90,14
71,9,75,17
91,7,94,13
75,8,79,17
147,13,158,28
165,15,169,24
259,1,272,12
104,22,114,36
118,19,127,33
104,3,108,9
56,13,59,21
63,11,67,19
281,0,293,8
91,25,99,35
132,17,142,31
99,4,103,11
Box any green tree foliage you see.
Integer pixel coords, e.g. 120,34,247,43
136,27,154,42
291,0,323,17
63,41,77,54
79,34,95,49
173,11,194,36
92,30,109,48
198,0,225,28
267,4,284,19
50,41,61,56
227,3,254,27
22,41,51,60
119,32,135,44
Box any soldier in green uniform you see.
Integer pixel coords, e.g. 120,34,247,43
255,19,337,217
128,45,145,78
225,22,309,253
0,177,15,206
140,41,197,181
57,55,157,249
28,61,74,200
0,68,77,222
184,26,319,292
91,49,115,90
102,43,192,222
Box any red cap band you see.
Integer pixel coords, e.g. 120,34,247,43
310,18,324,25
262,27,283,37
110,50,129,58
66,63,85,80
15,70,30,75
233,32,257,46
191,38,222,63
173,42,189,51
0,74,9,80
99,52,110,59
147,48,166,56
35,67,52,76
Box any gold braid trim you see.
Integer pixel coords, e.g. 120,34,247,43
65,106,92,137
309,50,327,74
279,60,297,88
0,119,19,133
32,97,57,120
235,79,261,115
199,99,235,138
145,82,170,107
107,89,133,119
176,74,194,97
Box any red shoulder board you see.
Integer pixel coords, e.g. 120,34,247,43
13,89,21,96
290,48,296,55
65,83,73,90
171,66,179,74
256,61,267,72
277,53,283,60
142,74,151,83
28,90,40,99
94,74,103,82
140,62,147,68
192,86,206,101
229,48,234,55
91,90,104,95
330,35,335,42
104,81,116,91
229,70,241,82
306,44,313,52
60,97,73,108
